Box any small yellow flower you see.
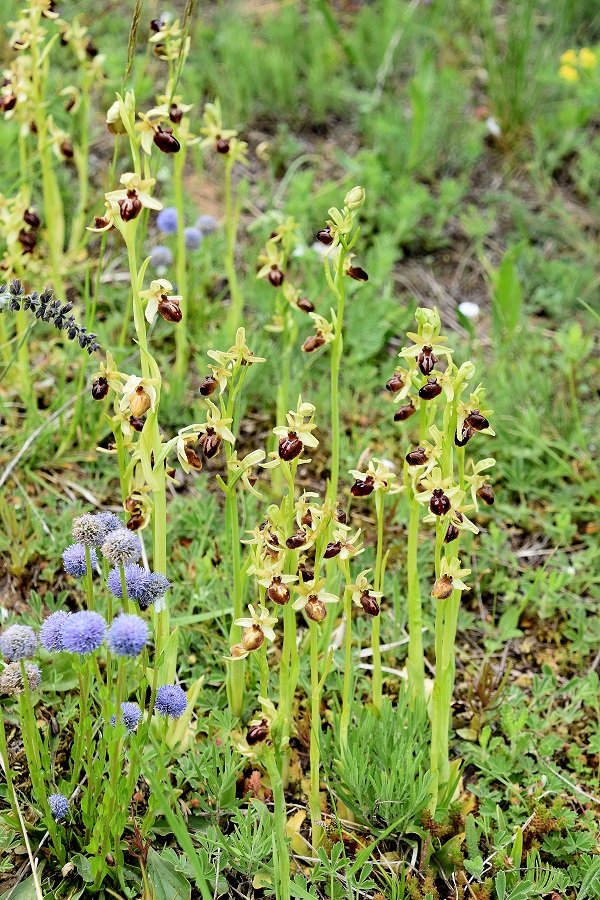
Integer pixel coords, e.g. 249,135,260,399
560,49,578,66
559,65,579,82
579,47,597,69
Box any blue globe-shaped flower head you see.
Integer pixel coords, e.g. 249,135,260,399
48,793,69,821
40,610,71,652
156,207,178,234
62,611,107,656
150,245,174,269
101,529,142,567
184,226,202,250
107,614,149,657
136,572,171,611
0,624,38,661
63,543,97,577
196,214,218,236
107,564,150,600
110,701,142,732
155,684,187,719
72,513,108,547
96,511,123,533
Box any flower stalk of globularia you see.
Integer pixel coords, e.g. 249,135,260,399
315,186,366,502
87,123,176,678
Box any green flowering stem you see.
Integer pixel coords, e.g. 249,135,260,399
263,747,291,900
339,561,353,750
173,145,189,381
119,563,133,614
327,243,347,504
30,36,66,299
223,155,243,340
120,224,170,675
371,489,385,713
68,69,92,252
225,480,245,717
103,660,126,865
69,657,91,791
279,461,301,784
405,402,428,706
431,377,466,799
18,661,65,863
0,706,19,824
309,621,324,849
85,545,95,611
405,474,424,705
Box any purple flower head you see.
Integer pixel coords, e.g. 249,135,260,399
63,543,97,578
0,662,41,696
184,226,202,250
107,564,149,599
48,793,69,821
150,245,173,268
107,614,149,657
40,610,71,652
155,684,187,719
156,207,178,234
62,611,107,655
0,624,38,661
72,514,108,547
101,529,141,567
136,572,171,611
196,214,218,235
106,566,170,610
110,701,142,732
96,511,123,533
